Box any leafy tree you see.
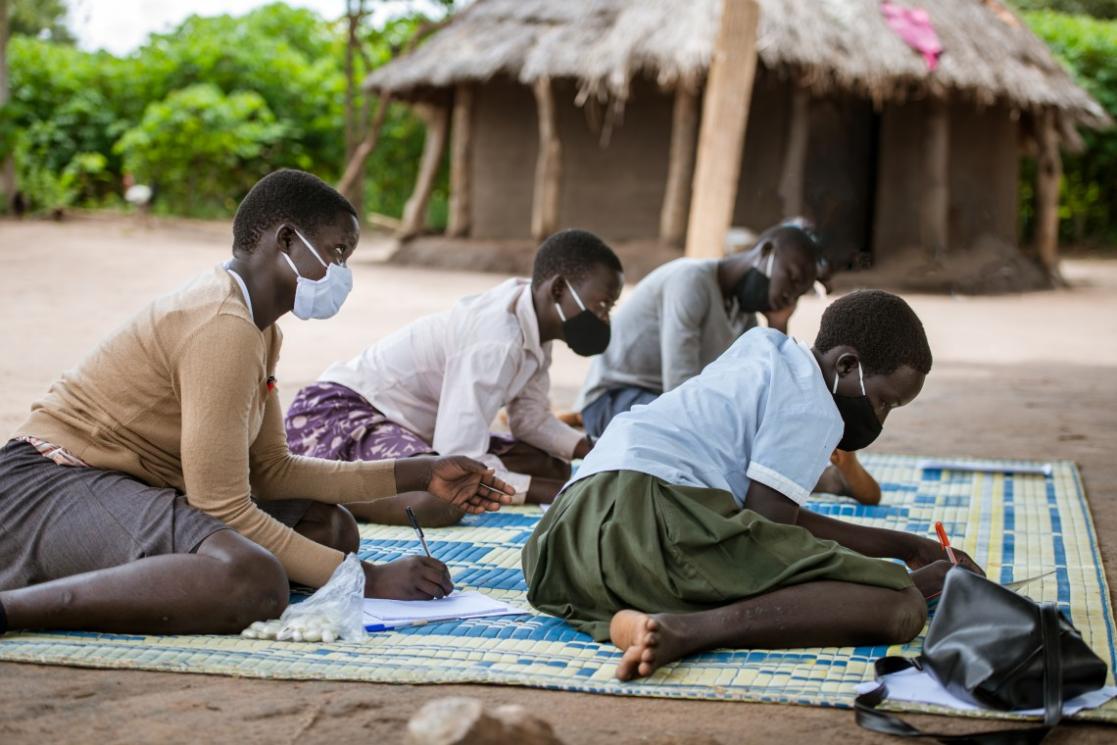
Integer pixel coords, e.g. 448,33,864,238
1022,10,1117,245
1011,0,1117,19
115,84,286,216
1,1,450,227
10,0,73,43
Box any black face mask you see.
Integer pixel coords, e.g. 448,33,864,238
556,280,610,357
832,363,882,452
733,253,775,313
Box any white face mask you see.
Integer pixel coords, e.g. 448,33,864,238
280,228,353,320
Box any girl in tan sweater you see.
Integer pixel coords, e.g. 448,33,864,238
0,170,512,637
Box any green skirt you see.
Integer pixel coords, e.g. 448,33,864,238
522,470,912,642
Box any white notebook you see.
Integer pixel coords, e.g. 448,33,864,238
362,590,524,631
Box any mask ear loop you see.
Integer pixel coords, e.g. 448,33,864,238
555,279,587,322
291,228,329,269
765,251,775,277
833,362,866,396
565,279,588,311
280,250,302,278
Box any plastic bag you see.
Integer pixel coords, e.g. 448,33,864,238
240,553,367,643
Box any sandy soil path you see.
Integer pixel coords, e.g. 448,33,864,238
0,217,1114,744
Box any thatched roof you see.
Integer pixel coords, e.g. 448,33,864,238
365,0,1108,128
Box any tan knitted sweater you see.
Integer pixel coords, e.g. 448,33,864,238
18,266,397,586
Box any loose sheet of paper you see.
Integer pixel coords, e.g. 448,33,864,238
855,667,1117,716
362,590,524,629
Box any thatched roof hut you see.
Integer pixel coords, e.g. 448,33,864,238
365,0,1108,279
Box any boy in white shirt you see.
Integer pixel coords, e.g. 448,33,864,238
286,230,623,524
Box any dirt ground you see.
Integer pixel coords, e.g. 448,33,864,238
0,215,1115,744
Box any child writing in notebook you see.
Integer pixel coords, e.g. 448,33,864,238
284,230,624,525
523,290,983,681
0,170,513,639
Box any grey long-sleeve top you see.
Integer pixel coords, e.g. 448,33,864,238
575,258,755,411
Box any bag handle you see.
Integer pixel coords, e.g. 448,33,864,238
1040,602,1064,728
853,654,1058,745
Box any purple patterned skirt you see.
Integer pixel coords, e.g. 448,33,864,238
285,382,513,462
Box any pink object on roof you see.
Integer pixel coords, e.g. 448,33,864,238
881,1,943,71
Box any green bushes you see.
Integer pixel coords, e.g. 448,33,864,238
115,85,286,216
1023,10,1117,246
2,3,434,221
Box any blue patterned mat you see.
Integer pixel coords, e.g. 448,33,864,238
1,454,1114,722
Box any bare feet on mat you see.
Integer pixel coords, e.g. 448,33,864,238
609,610,688,681
557,411,583,428
826,450,882,505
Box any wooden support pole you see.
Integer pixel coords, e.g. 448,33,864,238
447,84,475,238
1035,108,1063,282
920,98,950,260
531,77,562,241
685,0,760,259
659,86,700,245
399,103,449,239
778,86,810,219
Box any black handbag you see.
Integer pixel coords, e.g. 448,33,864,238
855,567,1108,744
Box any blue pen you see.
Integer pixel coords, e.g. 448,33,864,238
405,506,432,558
365,620,427,633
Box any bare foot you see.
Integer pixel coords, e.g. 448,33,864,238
557,411,583,428
829,450,882,505
609,610,690,682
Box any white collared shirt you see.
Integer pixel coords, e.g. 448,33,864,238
318,278,584,497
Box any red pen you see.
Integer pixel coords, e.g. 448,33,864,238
934,521,958,565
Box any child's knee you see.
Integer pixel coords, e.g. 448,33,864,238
885,586,928,643
331,505,361,554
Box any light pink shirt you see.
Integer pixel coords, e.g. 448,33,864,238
318,278,583,497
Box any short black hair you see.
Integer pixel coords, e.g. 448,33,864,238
758,223,822,262
233,169,358,254
815,290,933,376
531,229,623,289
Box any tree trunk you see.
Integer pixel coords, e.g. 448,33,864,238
920,98,950,261
1035,108,1063,283
399,103,449,239
337,94,392,200
0,0,15,213
334,17,449,210
659,85,700,246
447,84,474,238
778,86,810,219
685,0,760,259
341,0,367,215
531,77,562,241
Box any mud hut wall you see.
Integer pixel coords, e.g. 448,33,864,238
947,104,1019,251
471,77,539,239
731,71,791,239
555,78,675,241
875,99,1021,260
874,100,933,258
731,73,875,266
802,94,876,266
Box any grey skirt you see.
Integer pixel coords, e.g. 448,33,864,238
0,439,311,590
